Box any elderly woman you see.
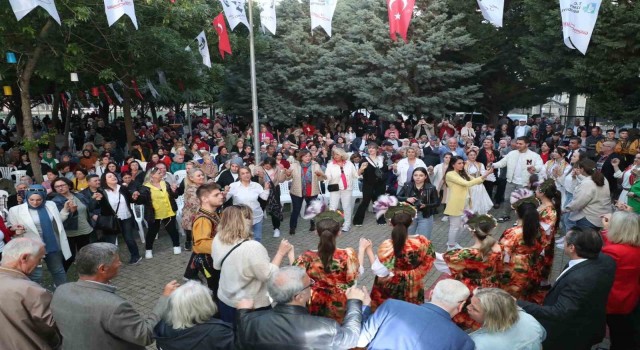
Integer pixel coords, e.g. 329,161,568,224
212,205,292,323
216,157,242,188
601,211,640,350
181,168,207,251
612,155,640,205
153,281,235,350
7,185,72,287
285,149,326,235
393,146,427,191
325,148,359,232
468,288,546,349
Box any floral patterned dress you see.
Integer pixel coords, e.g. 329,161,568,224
498,226,544,301
538,205,558,282
180,184,200,231
294,248,359,323
444,247,503,330
370,235,435,311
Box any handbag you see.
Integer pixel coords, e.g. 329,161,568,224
368,157,385,180
95,192,121,234
327,184,339,192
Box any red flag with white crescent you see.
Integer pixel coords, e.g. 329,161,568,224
213,13,232,59
100,85,114,105
387,0,415,42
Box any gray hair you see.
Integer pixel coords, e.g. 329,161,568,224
75,243,119,276
431,279,470,308
474,288,519,332
165,281,217,329
268,266,306,304
607,211,640,246
0,238,44,264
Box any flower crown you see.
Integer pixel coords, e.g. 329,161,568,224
536,178,556,194
373,195,417,220
462,209,498,233
510,188,540,209
302,199,345,225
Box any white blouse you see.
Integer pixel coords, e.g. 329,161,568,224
105,186,131,220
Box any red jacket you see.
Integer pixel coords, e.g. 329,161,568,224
602,230,640,314
1,217,13,243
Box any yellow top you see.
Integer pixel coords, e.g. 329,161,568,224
443,171,484,217
145,182,175,219
192,217,214,255
74,178,88,192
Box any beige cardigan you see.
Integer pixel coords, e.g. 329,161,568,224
287,161,325,197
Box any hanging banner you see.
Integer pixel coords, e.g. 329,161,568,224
146,79,160,98
195,31,212,68
386,0,414,42
560,0,601,54
108,83,124,103
9,0,61,25
100,85,114,105
157,70,167,85
477,0,503,28
310,0,338,37
219,0,250,30
259,0,277,35
213,13,233,59
104,0,139,30
131,80,144,99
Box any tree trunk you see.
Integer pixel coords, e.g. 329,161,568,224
52,92,60,125
150,102,158,122
63,96,74,149
122,81,136,148
18,19,54,183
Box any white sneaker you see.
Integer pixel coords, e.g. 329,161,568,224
446,243,463,251
145,250,153,259
341,226,350,232
273,229,281,238
441,216,449,222
173,247,181,255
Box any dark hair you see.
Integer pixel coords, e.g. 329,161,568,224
196,182,222,200
446,156,471,180
412,167,431,184
577,159,605,187
316,218,340,273
555,147,568,157
606,129,615,134
528,174,539,191
106,161,119,173
538,182,562,232
86,174,99,182
262,157,276,168
297,149,311,161
391,212,413,258
516,136,530,144
566,227,602,259
75,168,88,176
100,171,119,190
516,202,541,246
51,177,73,193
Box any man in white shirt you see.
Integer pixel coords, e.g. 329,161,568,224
492,136,543,222
514,120,531,138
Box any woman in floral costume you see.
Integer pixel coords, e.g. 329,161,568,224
498,189,544,301
362,196,435,311
293,201,359,323
439,210,502,330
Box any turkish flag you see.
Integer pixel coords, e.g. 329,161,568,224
387,0,415,42
212,13,232,59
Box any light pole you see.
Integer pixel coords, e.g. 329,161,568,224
248,0,260,159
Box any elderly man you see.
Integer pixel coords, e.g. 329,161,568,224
596,140,624,198
514,119,531,138
357,279,475,350
439,137,467,161
0,238,61,349
51,243,179,350
236,266,368,349
518,227,615,350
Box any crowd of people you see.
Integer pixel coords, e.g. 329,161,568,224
0,111,638,350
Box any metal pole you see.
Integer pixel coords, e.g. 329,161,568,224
248,0,260,159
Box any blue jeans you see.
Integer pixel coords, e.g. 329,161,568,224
101,218,140,263
408,213,434,239
561,192,574,234
253,219,263,242
30,250,67,288
569,217,599,230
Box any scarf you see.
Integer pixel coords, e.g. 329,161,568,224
301,161,313,192
42,155,57,168
26,186,59,254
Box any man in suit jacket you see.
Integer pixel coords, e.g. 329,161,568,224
596,140,623,199
358,279,475,350
518,227,616,350
0,238,61,350
51,243,179,350
422,136,441,167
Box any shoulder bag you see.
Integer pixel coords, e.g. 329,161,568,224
216,239,249,272
96,191,121,234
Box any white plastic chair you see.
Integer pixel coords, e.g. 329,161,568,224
137,161,148,171
9,170,27,185
318,180,330,203
130,204,146,243
173,170,187,185
279,181,292,209
351,181,363,209
0,166,15,180
0,190,8,220
175,195,185,236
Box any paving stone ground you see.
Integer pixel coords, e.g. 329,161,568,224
45,200,610,349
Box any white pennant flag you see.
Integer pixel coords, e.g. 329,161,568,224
259,0,277,35
477,0,503,27
559,0,601,54
310,0,338,37
104,0,139,30
219,0,250,30
146,79,160,99
108,83,124,103
9,0,61,25
195,31,212,68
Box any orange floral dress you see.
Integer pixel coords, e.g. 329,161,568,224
444,247,503,330
294,248,359,323
370,235,435,311
538,205,558,281
498,226,544,301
